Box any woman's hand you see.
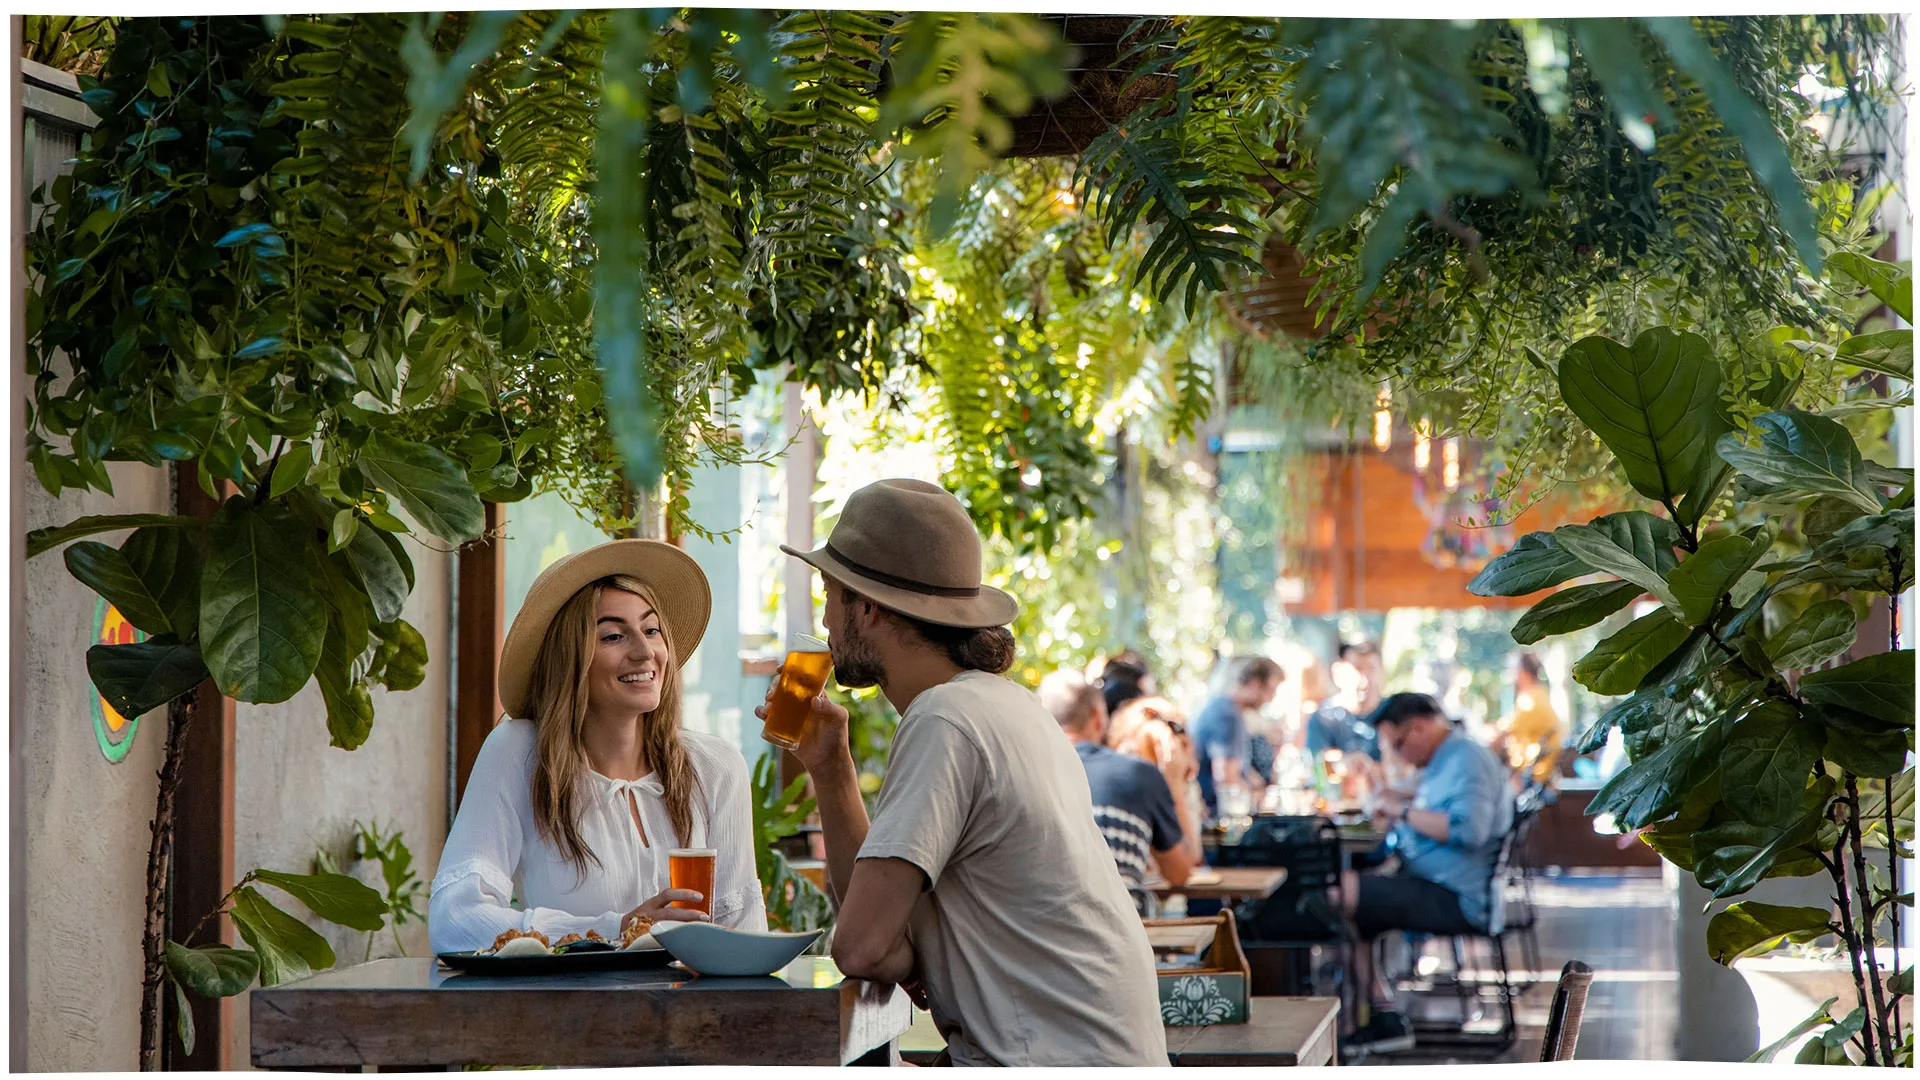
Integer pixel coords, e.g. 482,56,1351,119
1158,733,1197,791
623,887,711,928
755,666,853,775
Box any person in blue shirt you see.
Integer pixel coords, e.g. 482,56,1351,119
1307,641,1384,761
1188,655,1283,819
1337,692,1515,1057
1038,670,1197,911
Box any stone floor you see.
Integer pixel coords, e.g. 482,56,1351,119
1366,869,1678,1064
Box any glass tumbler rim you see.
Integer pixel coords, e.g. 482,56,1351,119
791,633,829,652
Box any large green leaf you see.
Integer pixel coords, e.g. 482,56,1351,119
1572,609,1691,695
1715,411,1882,514
1589,714,1728,829
1558,327,1726,512
86,639,209,719
252,869,387,931
1665,526,1769,626
1812,705,1912,778
1551,511,1681,610
356,433,485,544
341,521,409,624
229,885,334,986
1511,579,1644,645
1764,599,1857,671
1799,651,1915,728
1706,902,1833,964
26,513,201,559
1802,496,1868,542
1828,252,1912,322
1466,531,1587,597
1722,701,1823,826
1698,796,1831,899
311,543,377,751
1835,329,1913,382
1809,507,1916,595
63,541,175,635
121,526,203,640
173,982,195,1057
200,500,328,704
164,940,259,997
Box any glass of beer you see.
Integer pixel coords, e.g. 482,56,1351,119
668,848,716,915
761,633,833,750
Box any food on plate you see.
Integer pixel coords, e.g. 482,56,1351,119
554,933,584,947
619,915,659,951
487,928,552,956
493,936,553,957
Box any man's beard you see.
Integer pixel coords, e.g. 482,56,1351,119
830,620,886,689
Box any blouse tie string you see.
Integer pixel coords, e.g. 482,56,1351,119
603,775,667,801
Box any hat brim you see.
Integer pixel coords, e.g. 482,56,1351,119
779,543,1019,629
499,539,711,720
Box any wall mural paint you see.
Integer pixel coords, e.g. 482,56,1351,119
91,597,144,763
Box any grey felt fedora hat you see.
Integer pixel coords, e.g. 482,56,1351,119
781,478,1018,629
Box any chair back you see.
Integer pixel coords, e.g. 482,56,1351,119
1482,796,1540,934
1214,815,1342,890
1538,960,1595,1061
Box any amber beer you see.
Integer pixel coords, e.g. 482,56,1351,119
761,634,833,750
668,848,716,915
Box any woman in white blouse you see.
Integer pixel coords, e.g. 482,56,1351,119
429,539,767,954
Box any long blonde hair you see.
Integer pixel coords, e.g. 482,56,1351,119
525,574,701,879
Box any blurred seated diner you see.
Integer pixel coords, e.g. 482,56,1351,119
1040,670,1198,912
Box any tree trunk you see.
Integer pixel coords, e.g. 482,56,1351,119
139,695,196,1071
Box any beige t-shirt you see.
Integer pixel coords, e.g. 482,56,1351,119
858,671,1169,1066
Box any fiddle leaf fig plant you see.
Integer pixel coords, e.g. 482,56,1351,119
1469,254,1914,1067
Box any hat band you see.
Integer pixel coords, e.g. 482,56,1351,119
824,542,982,599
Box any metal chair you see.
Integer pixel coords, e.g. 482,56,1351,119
1539,960,1595,1061
1228,816,1348,997
1412,796,1540,1051
1502,785,1548,982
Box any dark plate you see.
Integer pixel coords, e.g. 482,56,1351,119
437,946,676,975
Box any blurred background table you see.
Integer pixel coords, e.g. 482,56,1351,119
1147,866,1288,903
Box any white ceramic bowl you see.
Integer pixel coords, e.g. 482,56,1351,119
649,922,825,977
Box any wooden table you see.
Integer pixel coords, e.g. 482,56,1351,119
1148,866,1288,902
250,956,912,1069
899,996,1340,1066
1167,997,1340,1066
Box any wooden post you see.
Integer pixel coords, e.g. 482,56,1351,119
167,472,235,1070
453,502,506,810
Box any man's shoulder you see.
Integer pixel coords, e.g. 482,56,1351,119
911,672,1047,731
1192,695,1237,728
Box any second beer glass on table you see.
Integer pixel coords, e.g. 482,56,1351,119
761,634,833,750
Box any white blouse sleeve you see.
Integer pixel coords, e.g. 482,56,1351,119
427,721,627,953
698,738,769,932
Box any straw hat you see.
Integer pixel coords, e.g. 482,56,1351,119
781,478,1018,629
497,539,711,720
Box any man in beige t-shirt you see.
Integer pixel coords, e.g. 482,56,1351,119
763,479,1167,1066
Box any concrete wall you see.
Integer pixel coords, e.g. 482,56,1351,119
225,537,451,1069
22,462,177,1071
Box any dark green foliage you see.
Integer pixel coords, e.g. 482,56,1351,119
1515,282,1912,1062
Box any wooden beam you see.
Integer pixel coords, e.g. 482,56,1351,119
454,501,506,809
166,471,235,1070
